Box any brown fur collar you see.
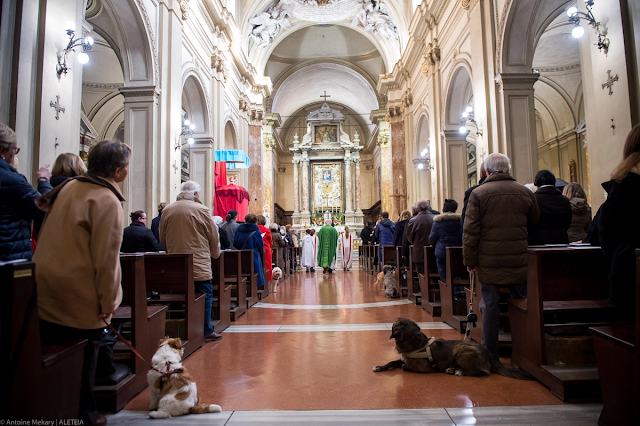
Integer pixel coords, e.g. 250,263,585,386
433,212,461,222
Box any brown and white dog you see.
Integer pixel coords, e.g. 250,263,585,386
373,318,532,379
382,265,399,298
147,337,222,418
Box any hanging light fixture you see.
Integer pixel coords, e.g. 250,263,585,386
459,106,483,136
175,118,196,150
413,148,434,170
566,0,609,54
56,23,94,77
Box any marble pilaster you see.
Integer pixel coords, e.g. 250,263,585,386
189,138,214,209
371,110,392,215
248,124,262,214
301,155,310,214
354,158,362,212
292,158,300,213
262,113,281,218
344,155,353,213
390,120,407,219
442,130,468,206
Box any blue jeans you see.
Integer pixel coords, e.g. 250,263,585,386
194,279,214,336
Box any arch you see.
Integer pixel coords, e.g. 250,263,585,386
182,75,210,137
87,0,156,86
224,120,238,150
182,67,212,136
415,114,430,153
498,0,573,74
443,65,473,130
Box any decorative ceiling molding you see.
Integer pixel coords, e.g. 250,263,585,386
535,62,581,73
82,81,123,90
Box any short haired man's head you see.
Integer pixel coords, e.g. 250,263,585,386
158,202,168,213
256,215,266,226
411,203,418,214
443,199,458,213
88,140,131,179
367,220,373,226
285,224,291,231
213,216,223,226
305,228,311,234
181,180,201,195
324,217,332,225
479,161,486,177
269,222,279,231
381,211,389,219
484,153,511,175
416,199,431,211
534,169,556,187
245,213,257,223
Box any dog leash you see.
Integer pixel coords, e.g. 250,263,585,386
464,273,478,341
102,318,180,376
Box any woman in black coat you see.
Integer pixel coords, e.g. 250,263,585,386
428,199,463,280
599,125,640,322
394,210,411,265
121,210,163,253
528,170,572,245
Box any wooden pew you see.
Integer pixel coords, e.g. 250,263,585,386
373,243,380,274
3,260,86,420
396,246,411,302
143,253,204,358
508,246,625,401
241,249,259,308
590,249,639,425
438,246,470,332
257,248,269,301
466,281,512,347
224,250,247,321
95,254,168,412
211,253,231,332
406,246,421,302
284,246,291,276
419,245,441,316
358,246,363,271
363,244,371,274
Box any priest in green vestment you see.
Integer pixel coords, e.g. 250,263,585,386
317,217,339,274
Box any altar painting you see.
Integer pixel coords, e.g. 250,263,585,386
315,125,337,143
312,163,341,210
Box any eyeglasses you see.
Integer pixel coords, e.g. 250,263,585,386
12,146,20,154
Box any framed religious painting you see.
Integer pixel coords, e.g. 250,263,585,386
315,125,338,144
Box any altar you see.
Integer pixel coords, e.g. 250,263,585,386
289,98,364,233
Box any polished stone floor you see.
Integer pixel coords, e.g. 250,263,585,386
120,267,600,423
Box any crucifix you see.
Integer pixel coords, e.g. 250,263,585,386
50,95,65,120
320,91,330,102
602,70,619,96
172,160,179,174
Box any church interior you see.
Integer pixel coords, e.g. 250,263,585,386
2,0,640,424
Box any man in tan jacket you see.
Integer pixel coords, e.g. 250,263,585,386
463,153,540,359
160,180,222,342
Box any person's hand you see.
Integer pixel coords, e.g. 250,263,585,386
467,266,477,274
98,313,112,319
36,164,51,181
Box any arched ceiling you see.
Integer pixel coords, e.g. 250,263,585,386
444,67,473,129
271,63,379,127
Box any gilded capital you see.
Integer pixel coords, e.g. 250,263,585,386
263,135,276,151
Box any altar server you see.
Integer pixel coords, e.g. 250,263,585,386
301,229,316,272
339,225,354,271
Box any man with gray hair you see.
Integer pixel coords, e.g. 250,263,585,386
463,153,539,359
160,180,222,342
406,199,436,273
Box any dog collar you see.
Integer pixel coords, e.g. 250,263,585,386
403,337,437,368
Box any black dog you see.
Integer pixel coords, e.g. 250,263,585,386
373,318,532,379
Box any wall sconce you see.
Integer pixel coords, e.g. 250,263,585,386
174,119,196,150
56,22,94,77
459,106,483,137
567,1,609,55
413,148,434,170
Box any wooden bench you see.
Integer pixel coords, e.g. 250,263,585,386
3,260,86,420
406,246,421,302
508,246,625,401
373,244,380,274
211,253,231,332
224,250,247,321
396,246,412,301
419,245,441,316
143,253,204,358
465,280,512,347
589,248,639,425
95,253,168,412
362,244,371,274
241,249,259,308
438,246,470,332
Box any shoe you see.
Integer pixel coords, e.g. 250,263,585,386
205,332,223,342
328,268,333,274
306,268,309,272
310,268,315,272
323,267,328,274
94,415,107,426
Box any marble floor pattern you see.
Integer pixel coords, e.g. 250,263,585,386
120,267,600,424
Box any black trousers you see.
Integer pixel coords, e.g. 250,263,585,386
40,320,104,424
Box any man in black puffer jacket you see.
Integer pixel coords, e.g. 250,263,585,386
527,170,572,245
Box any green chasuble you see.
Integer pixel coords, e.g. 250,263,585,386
316,225,339,267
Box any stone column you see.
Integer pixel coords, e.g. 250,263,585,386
262,113,281,217
344,154,353,213
354,158,362,212
248,122,263,215
442,130,468,206
189,138,215,208
390,120,407,219
292,158,300,213
301,156,310,214
495,73,539,184
371,110,392,214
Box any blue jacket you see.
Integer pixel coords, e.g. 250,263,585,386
234,222,265,288
375,218,396,247
0,159,52,261
428,212,463,261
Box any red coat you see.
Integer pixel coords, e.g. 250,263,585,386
259,225,273,281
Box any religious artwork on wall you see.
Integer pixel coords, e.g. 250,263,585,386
312,163,341,211
229,175,238,185
568,160,577,182
315,125,337,143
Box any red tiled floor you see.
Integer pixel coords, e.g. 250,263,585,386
124,268,563,411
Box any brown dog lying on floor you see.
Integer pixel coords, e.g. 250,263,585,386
373,318,532,379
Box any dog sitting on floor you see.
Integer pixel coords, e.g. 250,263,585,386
375,271,385,290
382,265,399,298
373,318,532,379
147,337,222,418
270,266,283,293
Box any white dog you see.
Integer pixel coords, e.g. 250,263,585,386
271,266,283,293
147,337,222,419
